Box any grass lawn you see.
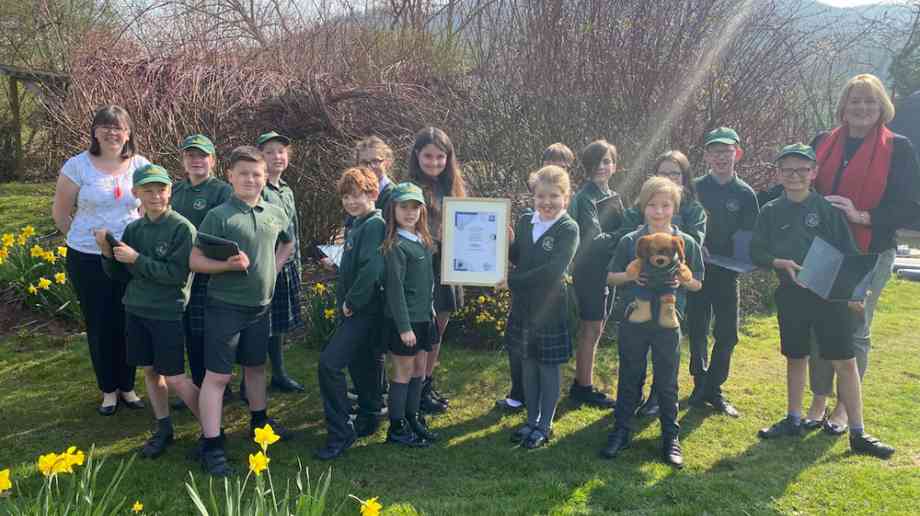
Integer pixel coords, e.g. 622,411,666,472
0,182,56,236
1,278,918,515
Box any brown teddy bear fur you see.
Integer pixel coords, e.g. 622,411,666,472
625,233,692,328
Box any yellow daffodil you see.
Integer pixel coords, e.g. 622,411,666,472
324,308,335,320
21,225,35,238
37,277,52,290
57,246,67,257
248,451,269,476
0,248,7,264
64,446,84,467
16,234,27,246
132,500,144,513
55,272,67,284
0,468,11,494
37,453,60,477
27,284,38,295
1,233,13,247
30,245,44,258
253,424,280,452
360,497,382,516
43,251,57,264
312,282,327,295
478,295,486,304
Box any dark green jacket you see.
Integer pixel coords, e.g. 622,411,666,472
171,176,232,229
384,232,434,332
103,208,196,320
694,173,759,256
508,213,579,327
617,199,707,246
750,191,858,285
338,210,385,315
568,182,624,276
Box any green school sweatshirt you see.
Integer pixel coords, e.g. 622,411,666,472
384,232,435,332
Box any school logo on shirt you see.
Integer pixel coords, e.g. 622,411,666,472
193,198,207,210
804,212,820,228
155,242,169,257
725,199,741,212
345,240,354,251
542,237,555,252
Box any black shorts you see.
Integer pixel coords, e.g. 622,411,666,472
125,312,186,376
432,251,463,313
775,285,854,360
385,319,435,356
204,297,270,374
573,268,612,322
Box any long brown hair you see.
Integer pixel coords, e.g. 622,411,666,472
381,200,435,253
407,127,466,198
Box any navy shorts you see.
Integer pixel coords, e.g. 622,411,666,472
775,285,854,361
126,312,186,376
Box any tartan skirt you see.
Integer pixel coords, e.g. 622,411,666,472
185,273,210,337
270,260,304,336
505,315,572,365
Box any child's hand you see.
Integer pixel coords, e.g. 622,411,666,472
507,224,515,243
226,251,250,272
400,330,417,347
342,303,353,317
319,257,336,271
773,258,803,286
93,229,112,258
635,273,650,287
113,244,139,264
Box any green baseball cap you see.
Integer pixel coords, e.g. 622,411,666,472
391,182,426,205
180,134,215,155
704,127,741,147
133,164,172,187
256,131,291,147
776,143,816,162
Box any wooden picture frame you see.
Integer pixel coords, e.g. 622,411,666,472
440,197,511,287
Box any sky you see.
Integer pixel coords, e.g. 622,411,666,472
817,0,906,6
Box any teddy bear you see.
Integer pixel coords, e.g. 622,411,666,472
625,233,693,328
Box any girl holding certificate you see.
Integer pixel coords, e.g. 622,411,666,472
408,127,467,414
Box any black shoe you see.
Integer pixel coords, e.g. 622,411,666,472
850,432,895,459
120,396,146,410
662,436,684,468
758,417,803,439
271,376,305,393
511,424,534,444
386,419,430,448
250,417,294,441
420,393,447,414
140,429,174,459
822,419,848,436
201,447,233,477
495,397,525,412
570,383,615,408
688,384,707,408
425,378,450,407
523,428,551,449
314,433,357,460
708,395,740,418
637,396,660,417
407,413,439,442
802,408,829,431
171,398,187,411
354,414,380,438
599,428,631,459
97,402,118,416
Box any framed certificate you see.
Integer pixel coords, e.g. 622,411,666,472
440,197,511,286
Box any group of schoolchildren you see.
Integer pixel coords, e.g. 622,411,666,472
99,122,894,479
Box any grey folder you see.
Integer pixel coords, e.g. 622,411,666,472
797,236,878,301
705,230,756,273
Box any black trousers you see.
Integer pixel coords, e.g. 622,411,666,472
318,313,380,443
686,265,739,397
613,322,680,438
65,247,136,394
348,345,385,413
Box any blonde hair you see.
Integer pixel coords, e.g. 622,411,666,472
528,165,572,198
637,176,682,213
354,136,394,163
836,74,896,126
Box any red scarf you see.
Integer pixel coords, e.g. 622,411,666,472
815,124,893,252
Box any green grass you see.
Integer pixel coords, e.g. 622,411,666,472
0,182,56,235
1,280,919,515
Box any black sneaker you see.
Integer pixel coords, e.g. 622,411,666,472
757,417,803,439
201,447,233,477
599,428,631,459
407,413,439,442
250,417,294,441
570,383,615,408
314,432,357,461
708,395,740,418
511,424,534,444
850,432,895,459
420,393,448,414
662,436,683,468
140,429,174,459
386,419,430,448
523,427,551,449
637,396,660,417
354,414,380,438
495,397,525,412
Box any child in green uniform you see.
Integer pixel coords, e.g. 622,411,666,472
256,131,305,393
381,182,439,447
602,177,704,468
315,168,387,460
502,165,579,449
190,146,295,477
568,140,624,408
171,134,232,393
750,143,894,459
95,164,199,459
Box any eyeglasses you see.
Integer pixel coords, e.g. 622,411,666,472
359,158,386,167
96,125,128,134
778,167,813,178
657,171,683,180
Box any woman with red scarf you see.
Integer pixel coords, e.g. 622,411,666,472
803,74,920,438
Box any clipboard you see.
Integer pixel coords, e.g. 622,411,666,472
797,236,878,301
197,232,242,261
705,230,756,273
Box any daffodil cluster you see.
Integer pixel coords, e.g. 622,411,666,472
36,446,85,477
0,226,80,321
306,281,338,343
455,288,511,342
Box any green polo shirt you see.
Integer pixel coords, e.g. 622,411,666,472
694,173,759,257
198,195,291,307
102,208,196,321
751,191,859,285
385,232,435,333
171,176,233,229
262,178,300,265
337,209,385,316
